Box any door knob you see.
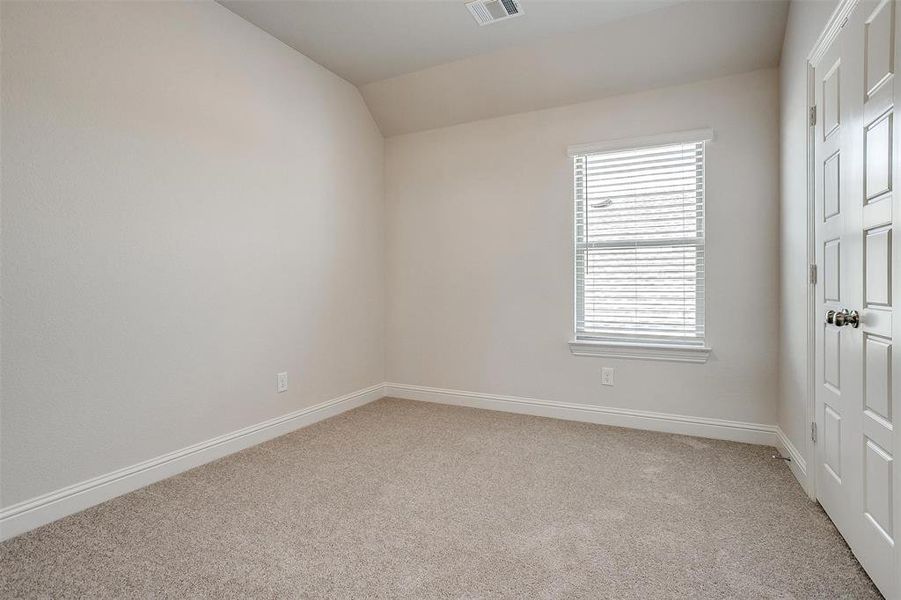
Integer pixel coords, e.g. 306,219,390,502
826,308,860,328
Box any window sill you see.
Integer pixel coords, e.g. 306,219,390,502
568,340,712,363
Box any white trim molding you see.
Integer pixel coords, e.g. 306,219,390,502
808,0,859,64
776,427,808,493
0,383,386,542
567,127,714,157
568,340,712,363
385,383,776,446
0,382,789,542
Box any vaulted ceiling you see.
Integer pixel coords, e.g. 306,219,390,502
221,1,789,136
220,0,684,85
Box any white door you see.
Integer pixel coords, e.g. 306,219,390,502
814,1,899,596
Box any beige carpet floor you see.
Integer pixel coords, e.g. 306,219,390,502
0,398,882,599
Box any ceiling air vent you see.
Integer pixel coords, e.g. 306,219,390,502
466,0,523,26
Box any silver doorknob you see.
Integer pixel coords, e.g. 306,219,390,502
828,308,860,328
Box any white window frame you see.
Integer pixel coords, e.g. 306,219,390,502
567,129,714,363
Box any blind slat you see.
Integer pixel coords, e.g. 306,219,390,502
574,140,705,343
577,155,702,175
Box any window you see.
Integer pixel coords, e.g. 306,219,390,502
568,130,712,363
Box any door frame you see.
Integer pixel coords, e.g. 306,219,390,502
804,0,859,502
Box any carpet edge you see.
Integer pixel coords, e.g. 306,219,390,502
386,382,779,446
0,383,386,541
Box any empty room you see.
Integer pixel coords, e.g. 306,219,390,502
1,0,899,597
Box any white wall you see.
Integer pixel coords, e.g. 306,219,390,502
777,0,838,459
0,1,384,507
385,68,780,426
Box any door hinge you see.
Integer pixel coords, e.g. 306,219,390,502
811,422,818,444
809,264,818,285
809,106,817,127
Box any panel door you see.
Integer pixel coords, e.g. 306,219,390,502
815,20,858,546
814,2,898,596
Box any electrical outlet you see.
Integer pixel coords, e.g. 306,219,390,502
601,367,615,386
277,372,288,393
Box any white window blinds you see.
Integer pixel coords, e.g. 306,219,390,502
572,135,707,346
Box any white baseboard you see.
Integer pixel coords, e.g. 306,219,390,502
385,383,778,446
0,383,385,542
776,426,809,491
0,382,789,542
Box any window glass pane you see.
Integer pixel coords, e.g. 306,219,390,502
574,141,705,344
